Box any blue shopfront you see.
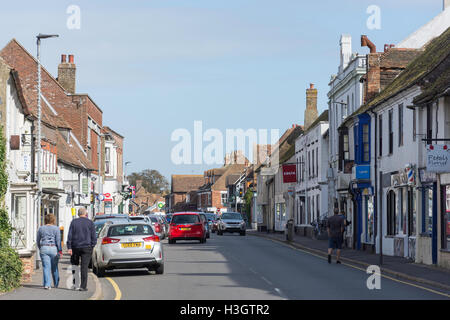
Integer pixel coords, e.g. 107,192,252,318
350,114,375,251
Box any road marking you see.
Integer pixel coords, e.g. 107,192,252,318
258,236,450,299
105,277,122,300
260,276,273,285
274,288,288,300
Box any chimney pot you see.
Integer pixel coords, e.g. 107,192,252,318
61,54,67,63
310,83,314,89
69,54,74,64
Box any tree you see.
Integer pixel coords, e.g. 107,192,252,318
128,169,169,194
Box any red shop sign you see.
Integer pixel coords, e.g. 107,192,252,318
282,164,297,183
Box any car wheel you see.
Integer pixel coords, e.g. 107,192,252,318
96,266,105,278
155,263,164,275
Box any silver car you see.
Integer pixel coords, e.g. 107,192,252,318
217,212,246,236
92,222,164,277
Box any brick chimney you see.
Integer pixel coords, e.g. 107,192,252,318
57,54,76,94
304,83,318,129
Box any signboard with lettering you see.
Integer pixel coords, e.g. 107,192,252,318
282,164,297,183
426,145,450,173
40,173,59,189
82,178,89,194
355,165,370,180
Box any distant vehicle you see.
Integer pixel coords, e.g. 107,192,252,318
92,222,164,277
93,214,128,222
168,212,206,244
217,212,246,236
204,213,217,233
165,214,173,223
146,214,166,239
199,213,210,239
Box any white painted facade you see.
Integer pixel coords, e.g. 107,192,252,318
5,73,37,255
327,35,366,212
294,121,329,228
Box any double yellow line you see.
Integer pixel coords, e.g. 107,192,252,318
106,277,122,300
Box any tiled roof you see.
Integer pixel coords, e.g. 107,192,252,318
56,132,95,170
171,175,205,193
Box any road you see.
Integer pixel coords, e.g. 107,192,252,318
99,233,449,300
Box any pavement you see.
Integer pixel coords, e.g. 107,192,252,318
248,230,450,293
0,253,102,300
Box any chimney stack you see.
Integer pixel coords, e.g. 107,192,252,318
304,83,318,129
57,54,76,94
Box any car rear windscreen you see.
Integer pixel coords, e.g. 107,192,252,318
172,214,200,224
108,224,154,236
149,217,158,223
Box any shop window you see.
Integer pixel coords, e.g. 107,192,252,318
399,188,407,235
408,189,417,236
10,194,27,249
423,189,433,235
365,196,374,243
443,186,450,250
387,190,396,235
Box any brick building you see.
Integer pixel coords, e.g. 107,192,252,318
168,175,204,213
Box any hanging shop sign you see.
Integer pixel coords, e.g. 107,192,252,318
282,164,297,183
426,145,450,173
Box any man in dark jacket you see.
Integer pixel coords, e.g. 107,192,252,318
67,207,97,291
327,208,345,264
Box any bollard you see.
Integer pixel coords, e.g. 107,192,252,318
286,219,294,242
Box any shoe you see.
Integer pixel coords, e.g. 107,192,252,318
77,288,88,291
44,286,51,290
336,260,341,264
328,255,331,264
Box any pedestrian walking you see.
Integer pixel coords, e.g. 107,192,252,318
36,214,62,289
327,208,346,264
67,207,97,291
338,210,351,249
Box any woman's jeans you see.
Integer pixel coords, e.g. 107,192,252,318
40,246,59,288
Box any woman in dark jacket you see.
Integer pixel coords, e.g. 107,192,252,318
36,214,62,289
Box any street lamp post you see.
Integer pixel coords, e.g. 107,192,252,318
36,33,58,269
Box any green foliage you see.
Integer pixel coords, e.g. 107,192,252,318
0,125,23,292
0,247,23,292
243,189,253,222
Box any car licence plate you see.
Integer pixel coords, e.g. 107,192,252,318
180,228,191,231
121,242,142,248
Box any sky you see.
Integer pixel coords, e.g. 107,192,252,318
0,0,445,181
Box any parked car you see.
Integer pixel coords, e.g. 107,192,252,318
204,213,217,234
146,214,166,239
93,213,129,222
91,222,164,277
199,213,210,239
159,215,170,238
168,212,206,244
217,212,246,236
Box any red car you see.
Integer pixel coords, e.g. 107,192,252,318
168,212,207,244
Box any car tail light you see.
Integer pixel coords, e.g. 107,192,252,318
102,237,120,245
143,235,160,242
155,223,161,233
